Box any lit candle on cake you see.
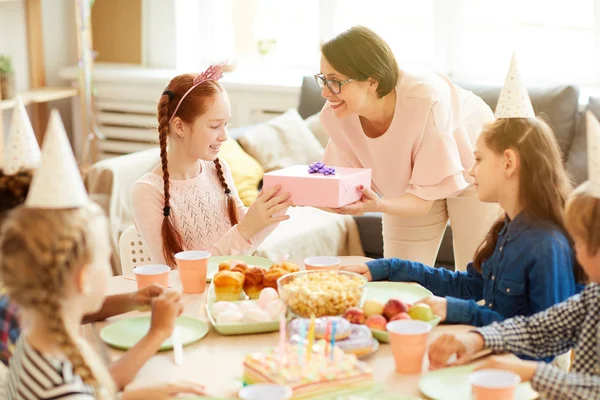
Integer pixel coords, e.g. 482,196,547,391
279,314,286,365
324,319,331,358
307,315,316,361
330,320,337,362
297,319,307,366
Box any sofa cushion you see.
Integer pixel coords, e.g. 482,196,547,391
305,113,329,148
352,213,383,259
237,109,324,172
218,138,264,206
298,76,326,119
461,84,580,157
566,97,598,185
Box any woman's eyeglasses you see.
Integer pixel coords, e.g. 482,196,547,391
314,74,354,95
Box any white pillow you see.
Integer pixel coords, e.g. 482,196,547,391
238,109,324,172
305,113,329,148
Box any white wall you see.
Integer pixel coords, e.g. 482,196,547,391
0,0,77,142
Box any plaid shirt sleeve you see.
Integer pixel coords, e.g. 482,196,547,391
475,291,587,359
531,363,600,400
0,293,21,366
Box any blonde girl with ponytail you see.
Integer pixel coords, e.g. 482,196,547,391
1,203,206,399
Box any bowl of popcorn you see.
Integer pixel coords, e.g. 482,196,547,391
277,270,367,318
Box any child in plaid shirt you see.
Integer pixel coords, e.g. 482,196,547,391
428,171,600,399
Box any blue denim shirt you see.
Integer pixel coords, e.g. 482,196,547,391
367,213,578,361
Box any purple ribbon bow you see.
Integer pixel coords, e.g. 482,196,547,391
308,162,336,175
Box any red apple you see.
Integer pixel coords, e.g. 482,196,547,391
365,314,388,331
390,312,411,321
343,307,367,324
383,299,409,319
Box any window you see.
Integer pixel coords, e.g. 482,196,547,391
231,0,320,69
331,0,435,71
169,0,600,85
450,0,594,84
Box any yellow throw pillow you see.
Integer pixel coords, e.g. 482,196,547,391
219,139,264,206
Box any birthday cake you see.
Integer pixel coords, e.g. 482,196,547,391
243,341,373,399
262,162,372,208
289,317,376,358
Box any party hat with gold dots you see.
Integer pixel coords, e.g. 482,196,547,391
495,53,535,119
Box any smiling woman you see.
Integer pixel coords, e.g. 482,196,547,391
130,65,293,268
317,26,500,272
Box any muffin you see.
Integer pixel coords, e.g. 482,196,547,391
213,270,245,301
243,267,265,299
218,259,247,272
276,261,300,274
263,267,287,291
218,262,232,272
232,262,250,275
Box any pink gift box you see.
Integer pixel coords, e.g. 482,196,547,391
262,165,372,208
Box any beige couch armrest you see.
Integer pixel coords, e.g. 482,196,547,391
85,148,160,275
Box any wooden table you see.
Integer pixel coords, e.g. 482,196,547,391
84,256,478,398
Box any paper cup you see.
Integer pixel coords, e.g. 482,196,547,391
238,384,293,400
470,369,520,400
304,256,342,271
386,320,432,374
175,250,210,294
132,264,170,290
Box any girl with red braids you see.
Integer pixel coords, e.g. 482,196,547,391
131,66,292,267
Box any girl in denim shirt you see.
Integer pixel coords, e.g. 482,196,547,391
344,117,585,331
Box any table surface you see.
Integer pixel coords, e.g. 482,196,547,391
83,256,483,398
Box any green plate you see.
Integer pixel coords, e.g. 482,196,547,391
361,282,439,343
362,281,433,304
419,364,538,400
207,255,274,282
308,383,420,400
100,316,208,350
369,315,441,344
205,281,285,335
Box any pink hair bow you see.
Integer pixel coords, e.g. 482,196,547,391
168,64,226,123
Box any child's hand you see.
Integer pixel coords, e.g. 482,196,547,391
415,295,447,322
122,382,206,400
428,333,485,369
475,354,539,382
149,291,184,339
341,264,372,281
238,185,292,240
131,284,165,310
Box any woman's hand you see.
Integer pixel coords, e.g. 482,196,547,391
331,186,383,216
428,333,485,370
340,264,372,281
237,185,292,240
475,354,539,382
122,382,206,400
415,295,447,322
148,291,184,340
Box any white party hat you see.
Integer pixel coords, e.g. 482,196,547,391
585,111,600,197
495,53,535,119
3,97,41,175
25,109,88,208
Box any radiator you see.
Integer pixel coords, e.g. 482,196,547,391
61,65,301,161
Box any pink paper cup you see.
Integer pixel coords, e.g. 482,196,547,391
174,250,210,294
470,369,520,400
304,256,342,271
386,320,432,374
132,264,170,290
